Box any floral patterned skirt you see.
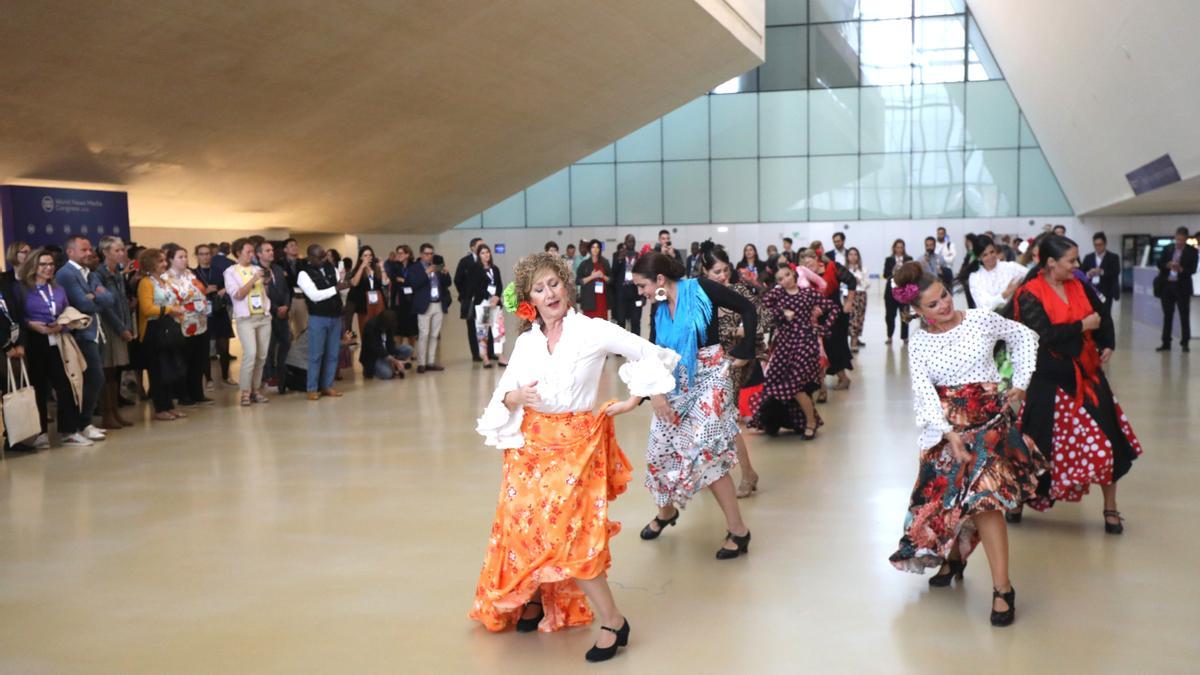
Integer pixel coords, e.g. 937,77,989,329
470,405,632,633
645,345,739,508
890,382,1046,574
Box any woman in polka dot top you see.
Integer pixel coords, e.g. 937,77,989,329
887,261,1046,628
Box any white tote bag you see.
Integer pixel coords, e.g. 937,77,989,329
4,358,40,445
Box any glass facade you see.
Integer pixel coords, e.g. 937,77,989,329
458,0,1071,230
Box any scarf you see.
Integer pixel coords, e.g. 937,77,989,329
820,261,839,298
1015,274,1100,406
654,277,712,390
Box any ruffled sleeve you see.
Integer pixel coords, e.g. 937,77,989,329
587,316,680,396
908,335,954,450
475,335,529,449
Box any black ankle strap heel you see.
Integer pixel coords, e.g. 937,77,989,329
1103,510,1124,535
928,559,966,587
715,530,751,560
640,510,679,540
990,586,1016,627
515,600,544,633
585,619,630,662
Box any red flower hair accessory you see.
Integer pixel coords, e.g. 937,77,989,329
515,301,537,322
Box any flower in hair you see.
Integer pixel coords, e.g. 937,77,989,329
891,283,920,304
516,301,537,322
640,243,653,256
501,282,519,313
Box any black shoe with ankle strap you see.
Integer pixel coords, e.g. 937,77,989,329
928,559,966,587
1103,510,1124,535
515,600,543,633
584,619,630,662
990,586,1016,627
715,530,751,560
640,510,679,540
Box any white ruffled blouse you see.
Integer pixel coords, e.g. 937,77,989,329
906,309,1038,450
968,260,1027,311
476,310,680,449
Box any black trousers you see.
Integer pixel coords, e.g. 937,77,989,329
143,322,178,413
464,307,480,360
178,334,209,403
1161,284,1192,345
26,332,82,435
265,317,291,391
614,287,643,335
884,292,909,341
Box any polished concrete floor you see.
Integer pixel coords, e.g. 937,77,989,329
1,296,1197,674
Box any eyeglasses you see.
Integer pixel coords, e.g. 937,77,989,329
37,261,55,267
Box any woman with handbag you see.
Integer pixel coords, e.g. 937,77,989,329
15,248,91,447
468,244,506,368
137,248,186,421
163,244,213,407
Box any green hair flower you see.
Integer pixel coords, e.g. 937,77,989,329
502,282,519,313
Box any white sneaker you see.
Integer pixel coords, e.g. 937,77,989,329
61,433,95,447
83,425,107,441
32,433,51,449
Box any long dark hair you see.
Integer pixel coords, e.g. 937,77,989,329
353,245,380,276
632,251,686,281
957,234,994,284
739,243,760,268
476,244,492,268
1022,234,1078,283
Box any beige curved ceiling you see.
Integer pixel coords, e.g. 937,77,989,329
0,0,763,233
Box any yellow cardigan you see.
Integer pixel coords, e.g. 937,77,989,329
137,276,182,341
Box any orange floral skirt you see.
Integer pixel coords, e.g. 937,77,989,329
469,404,632,633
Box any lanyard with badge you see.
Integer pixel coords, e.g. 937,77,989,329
0,295,17,346
238,266,266,315
429,264,440,301
36,285,60,346
366,272,381,306
486,268,497,297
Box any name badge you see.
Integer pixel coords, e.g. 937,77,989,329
594,281,604,294
624,270,633,282
487,284,497,296
368,290,380,305
430,285,440,300
249,293,265,313
292,286,301,294
403,287,413,296
1091,275,1100,285
635,300,643,308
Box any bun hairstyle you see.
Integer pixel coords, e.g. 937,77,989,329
632,250,686,281
1020,234,1078,284
697,239,730,272
891,260,939,322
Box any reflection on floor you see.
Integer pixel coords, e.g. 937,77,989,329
0,299,1196,673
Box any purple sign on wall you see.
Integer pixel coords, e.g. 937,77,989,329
0,185,130,248
1125,154,1181,196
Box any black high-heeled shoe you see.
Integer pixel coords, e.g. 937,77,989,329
929,559,966,587
584,619,630,662
715,530,751,560
802,425,817,441
990,586,1016,627
515,600,543,633
1103,510,1124,535
640,510,679,540
1005,507,1023,524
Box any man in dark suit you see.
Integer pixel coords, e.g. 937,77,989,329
56,236,116,440
1156,226,1198,352
1082,231,1121,315
611,234,643,335
258,240,292,394
453,238,484,362
409,245,453,373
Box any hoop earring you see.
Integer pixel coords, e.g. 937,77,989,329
654,287,668,303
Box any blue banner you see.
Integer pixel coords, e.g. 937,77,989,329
1,185,130,249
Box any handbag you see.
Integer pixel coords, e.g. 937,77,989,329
155,315,185,350
4,358,41,445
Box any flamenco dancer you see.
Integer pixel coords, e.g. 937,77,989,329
471,253,680,662
804,242,857,397
1010,235,1142,533
887,261,1045,627
752,263,840,439
697,241,772,498
631,252,758,559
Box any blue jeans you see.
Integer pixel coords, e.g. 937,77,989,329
78,339,105,423
307,315,342,392
373,344,414,380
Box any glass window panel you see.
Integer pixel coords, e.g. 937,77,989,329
662,97,709,160
912,82,965,152
663,160,710,224
577,143,614,164
760,90,808,157
914,16,965,83
616,163,663,225
525,168,570,228
1019,148,1073,216
861,19,913,86
616,119,662,162
967,15,1003,80
810,0,859,22
911,150,964,218
860,153,911,219
712,69,758,94
809,87,860,155
766,0,806,25
1019,112,1038,148
454,213,481,230
711,159,759,223
760,157,809,222
915,0,965,16
570,164,615,226
710,93,758,159
860,0,912,20
810,22,860,89
760,26,808,91
965,80,1019,149
965,149,1018,217
860,85,911,153
482,191,525,229
806,155,859,220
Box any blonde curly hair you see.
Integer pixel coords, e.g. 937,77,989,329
511,252,577,333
